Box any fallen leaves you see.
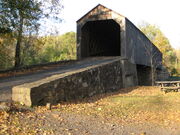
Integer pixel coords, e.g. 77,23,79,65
53,86,180,127
1,86,180,134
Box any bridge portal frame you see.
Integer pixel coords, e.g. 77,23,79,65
76,4,127,60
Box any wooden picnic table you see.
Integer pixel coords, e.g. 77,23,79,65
155,81,180,93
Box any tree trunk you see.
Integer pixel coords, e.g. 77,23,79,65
15,18,23,68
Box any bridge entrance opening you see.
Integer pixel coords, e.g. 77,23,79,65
81,19,121,58
136,64,152,86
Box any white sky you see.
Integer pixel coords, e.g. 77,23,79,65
58,0,180,49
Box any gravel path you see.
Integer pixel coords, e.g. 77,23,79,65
0,57,119,101
19,111,180,135
42,112,178,135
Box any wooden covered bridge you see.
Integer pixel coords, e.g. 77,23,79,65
77,4,164,86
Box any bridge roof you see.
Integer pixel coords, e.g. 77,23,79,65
77,4,125,23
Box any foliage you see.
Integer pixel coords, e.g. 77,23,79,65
0,0,42,32
0,0,63,67
40,32,76,62
24,32,76,65
138,23,179,75
38,0,63,35
175,49,180,75
0,0,43,67
0,33,15,69
20,35,44,65
0,31,76,70
171,68,178,76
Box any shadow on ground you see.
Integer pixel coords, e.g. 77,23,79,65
60,86,141,105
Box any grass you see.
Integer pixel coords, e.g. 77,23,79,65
59,86,180,126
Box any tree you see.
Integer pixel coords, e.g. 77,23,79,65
0,0,63,68
138,23,178,75
0,33,15,69
36,32,76,63
175,49,180,75
0,0,42,67
59,32,76,59
39,0,63,35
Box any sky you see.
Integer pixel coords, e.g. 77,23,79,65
58,0,180,49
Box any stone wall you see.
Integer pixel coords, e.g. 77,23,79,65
121,58,138,87
12,58,124,106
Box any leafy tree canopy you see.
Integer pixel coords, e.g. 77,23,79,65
0,0,42,33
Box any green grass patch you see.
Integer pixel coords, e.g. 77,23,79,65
57,86,180,126
110,93,180,112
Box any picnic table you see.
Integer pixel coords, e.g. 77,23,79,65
155,81,180,93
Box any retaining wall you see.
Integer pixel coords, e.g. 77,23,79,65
12,58,124,106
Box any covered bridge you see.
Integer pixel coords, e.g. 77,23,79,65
77,4,163,86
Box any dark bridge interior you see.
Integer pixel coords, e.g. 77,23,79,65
136,64,152,86
81,19,121,58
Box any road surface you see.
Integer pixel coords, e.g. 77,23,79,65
0,57,119,101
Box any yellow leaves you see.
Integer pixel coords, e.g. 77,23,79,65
0,103,50,135
140,132,146,135
0,38,3,44
0,115,8,132
51,113,63,121
0,111,9,132
0,111,22,135
53,86,180,127
20,102,25,106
